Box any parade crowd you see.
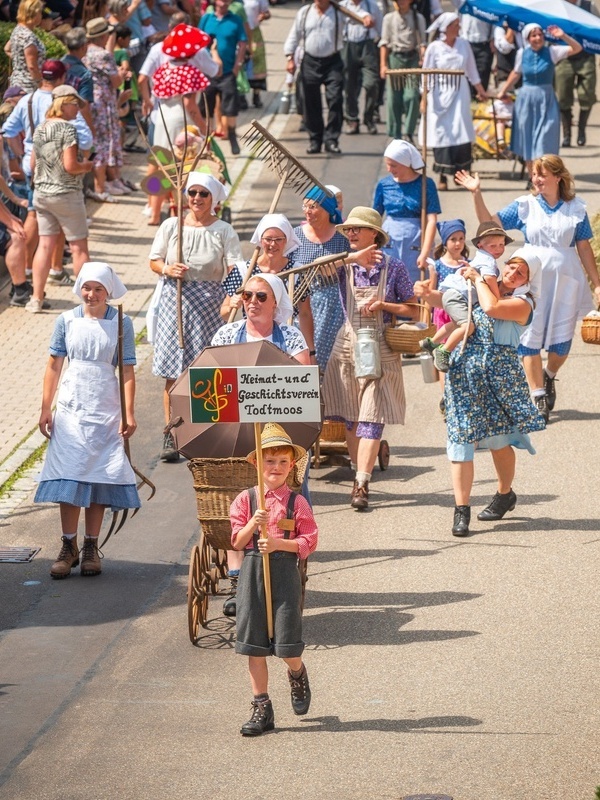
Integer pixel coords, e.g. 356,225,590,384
1,0,600,739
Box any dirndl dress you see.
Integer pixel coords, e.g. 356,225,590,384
35,309,140,511
445,306,546,455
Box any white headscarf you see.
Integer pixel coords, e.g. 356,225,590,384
426,11,459,39
250,213,302,256
507,246,541,301
521,22,543,46
248,273,294,325
384,139,425,170
73,262,127,299
185,171,229,211
325,184,342,196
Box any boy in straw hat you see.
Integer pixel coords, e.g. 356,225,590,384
230,422,318,736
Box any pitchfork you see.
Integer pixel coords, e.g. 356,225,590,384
100,305,156,548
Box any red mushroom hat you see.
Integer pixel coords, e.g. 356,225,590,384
162,23,211,58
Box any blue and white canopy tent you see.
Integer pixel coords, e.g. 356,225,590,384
459,0,600,54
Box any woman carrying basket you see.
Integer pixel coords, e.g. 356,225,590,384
322,207,418,511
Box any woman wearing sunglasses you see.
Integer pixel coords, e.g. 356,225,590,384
219,213,301,320
149,171,242,462
322,206,418,511
211,272,310,616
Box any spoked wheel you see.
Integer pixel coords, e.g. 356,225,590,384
210,565,220,595
187,537,210,643
378,439,390,471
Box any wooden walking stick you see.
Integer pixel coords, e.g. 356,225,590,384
101,305,156,548
134,100,212,348
386,68,464,280
253,422,274,640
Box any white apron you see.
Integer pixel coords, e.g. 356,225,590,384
517,195,593,350
39,312,136,486
322,263,406,425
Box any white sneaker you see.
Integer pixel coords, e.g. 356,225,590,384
114,179,132,194
106,181,125,196
25,297,44,313
141,204,151,217
88,190,119,203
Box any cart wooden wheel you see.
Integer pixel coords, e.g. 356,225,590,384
187,538,210,642
378,439,390,471
210,565,220,595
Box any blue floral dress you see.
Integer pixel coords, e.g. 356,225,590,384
445,305,546,460
292,225,348,372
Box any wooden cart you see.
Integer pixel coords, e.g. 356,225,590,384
186,457,308,643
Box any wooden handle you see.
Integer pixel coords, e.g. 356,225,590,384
254,422,274,640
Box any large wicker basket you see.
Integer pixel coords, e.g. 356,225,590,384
581,311,600,345
188,455,306,551
384,303,436,355
188,458,256,551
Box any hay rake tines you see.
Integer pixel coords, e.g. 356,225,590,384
386,68,464,92
283,251,349,304
242,119,331,197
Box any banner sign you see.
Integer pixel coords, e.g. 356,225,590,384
189,366,321,423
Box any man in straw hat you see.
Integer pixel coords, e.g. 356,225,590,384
230,422,318,736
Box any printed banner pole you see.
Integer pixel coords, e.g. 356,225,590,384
254,422,274,640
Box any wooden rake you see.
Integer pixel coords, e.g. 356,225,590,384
100,305,156,549
386,68,464,279
135,100,212,349
227,120,334,322
281,251,349,317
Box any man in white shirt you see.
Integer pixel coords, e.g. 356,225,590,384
284,0,346,154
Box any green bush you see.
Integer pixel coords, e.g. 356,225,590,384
0,22,67,93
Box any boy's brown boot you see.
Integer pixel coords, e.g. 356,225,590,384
240,698,275,736
80,537,102,576
288,664,311,715
50,536,79,579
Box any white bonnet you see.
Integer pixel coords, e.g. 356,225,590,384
247,273,294,325
250,213,302,256
185,171,229,211
73,261,127,300
384,139,424,169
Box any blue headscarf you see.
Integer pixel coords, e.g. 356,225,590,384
305,185,343,225
437,218,466,245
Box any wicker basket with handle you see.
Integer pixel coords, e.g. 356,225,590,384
581,310,600,345
384,303,437,355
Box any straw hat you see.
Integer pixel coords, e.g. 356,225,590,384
471,220,514,247
85,17,114,38
336,206,389,246
246,422,307,464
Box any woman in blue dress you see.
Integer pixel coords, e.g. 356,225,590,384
293,186,347,372
497,23,581,177
373,140,441,285
416,252,546,537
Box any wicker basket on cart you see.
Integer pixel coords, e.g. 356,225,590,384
384,303,436,355
188,457,256,551
581,311,600,345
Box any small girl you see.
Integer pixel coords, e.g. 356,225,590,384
425,218,469,331
35,262,140,579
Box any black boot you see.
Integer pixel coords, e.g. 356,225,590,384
560,110,572,147
240,697,275,736
577,109,591,146
228,126,240,155
288,664,311,715
477,489,517,521
222,570,239,617
452,505,471,537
